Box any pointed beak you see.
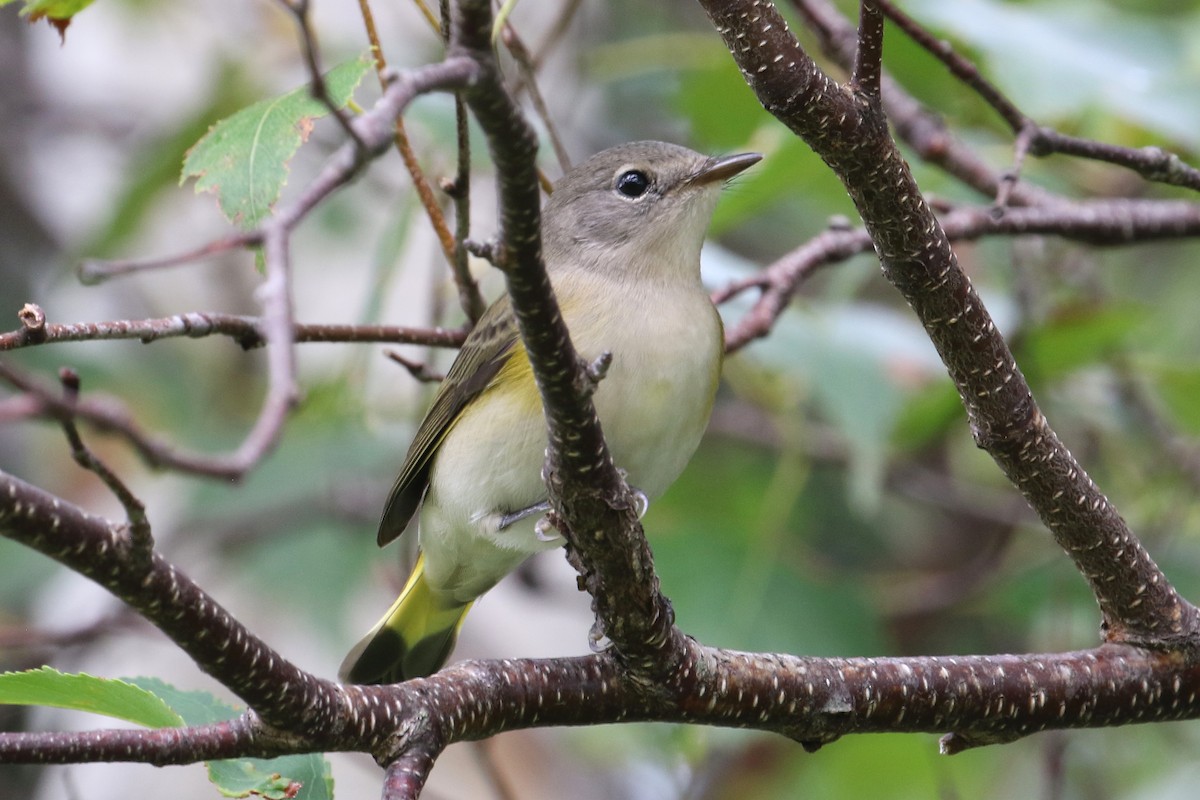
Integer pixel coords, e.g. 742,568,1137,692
686,152,763,186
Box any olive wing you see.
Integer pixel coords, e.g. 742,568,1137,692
377,295,519,546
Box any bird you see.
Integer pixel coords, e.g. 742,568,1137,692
340,140,761,684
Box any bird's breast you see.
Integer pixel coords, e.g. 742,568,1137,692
564,277,723,500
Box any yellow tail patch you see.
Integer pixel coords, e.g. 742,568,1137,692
339,554,471,684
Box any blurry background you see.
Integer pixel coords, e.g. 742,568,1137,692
3,0,1200,797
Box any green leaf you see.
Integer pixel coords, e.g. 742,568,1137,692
0,667,183,728
182,53,373,229
126,678,334,800
208,754,334,800
0,0,93,19
0,671,332,800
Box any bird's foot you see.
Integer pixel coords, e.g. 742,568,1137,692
497,501,552,531
589,618,613,654
614,469,650,518
630,487,649,519
534,516,561,543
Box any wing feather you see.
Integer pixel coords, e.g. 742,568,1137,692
377,295,519,545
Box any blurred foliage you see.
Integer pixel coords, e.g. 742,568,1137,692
3,0,1200,797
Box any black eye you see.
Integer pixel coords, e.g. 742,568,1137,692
615,170,651,198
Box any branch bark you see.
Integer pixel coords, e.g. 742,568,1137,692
448,0,683,677
6,0,1200,793
696,0,1200,649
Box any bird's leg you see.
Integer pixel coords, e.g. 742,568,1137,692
494,478,647,537
497,501,552,531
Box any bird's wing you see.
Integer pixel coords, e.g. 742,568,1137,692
377,294,520,546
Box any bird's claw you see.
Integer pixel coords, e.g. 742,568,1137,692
614,469,650,518
631,488,649,519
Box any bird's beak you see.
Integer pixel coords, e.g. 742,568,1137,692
686,152,763,186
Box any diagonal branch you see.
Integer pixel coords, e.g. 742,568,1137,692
448,0,682,675
870,0,1200,193
0,469,344,734
696,0,1200,647
792,0,1055,206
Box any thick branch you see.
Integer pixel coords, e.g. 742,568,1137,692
792,0,1054,205
449,0,682,674
7,643,1200,765
697,0,1200,646
4,450,1200,757
0,470,344,735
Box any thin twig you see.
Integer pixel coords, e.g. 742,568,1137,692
995,123,1038,210
385,350,446,382
56,368,153,556
531,0,584,73
0,347,265,480
874,0,1200,192
501,23,572,172
280,0,368,150
874,0,1024,130
412,0,442,33
0,310,467,353
79,232,260,284
1030,129,1200,191
718,198,1200,352
357,0,486,320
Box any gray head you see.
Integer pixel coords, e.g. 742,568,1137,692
541,141,760,282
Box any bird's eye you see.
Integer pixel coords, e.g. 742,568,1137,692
615,170,651,199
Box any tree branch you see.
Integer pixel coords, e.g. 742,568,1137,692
850,0,884,99
0,715,287,766
0,469,343,735
449,0,683,678
718,198,1200,352
791,0,1055,206
0,308,466,353
871,0,1200,193
696,0,1200,647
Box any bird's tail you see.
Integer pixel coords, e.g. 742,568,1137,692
339,553,471,684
